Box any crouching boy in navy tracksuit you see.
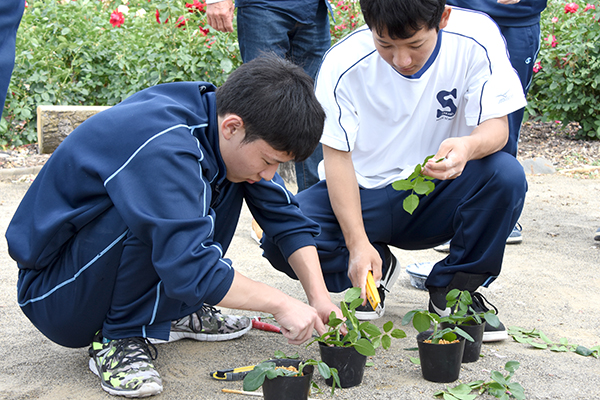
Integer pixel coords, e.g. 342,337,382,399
5,55,340,398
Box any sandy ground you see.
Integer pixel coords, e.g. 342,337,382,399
1,172,599,400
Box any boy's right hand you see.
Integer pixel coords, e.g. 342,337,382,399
273,297,326,345
347,241,383,303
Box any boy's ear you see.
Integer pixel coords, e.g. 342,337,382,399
220,114,244,140
439,6,451,30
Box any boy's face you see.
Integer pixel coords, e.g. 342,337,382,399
372,6,451,76
219,114,293,184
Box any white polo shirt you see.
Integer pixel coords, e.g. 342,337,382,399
315,7,526,189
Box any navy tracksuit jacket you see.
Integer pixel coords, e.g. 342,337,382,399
6,82,319,348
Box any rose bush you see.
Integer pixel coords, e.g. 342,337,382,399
528,0,600,139
2,0,240,146
1,0,366,147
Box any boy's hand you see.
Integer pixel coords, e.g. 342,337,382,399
347,241,383,304
422,137,470,180
273,298,326,345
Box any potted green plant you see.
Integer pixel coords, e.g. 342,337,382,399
242,353,340,399
440,289,501,363
402,302,474,383
308,287,406,388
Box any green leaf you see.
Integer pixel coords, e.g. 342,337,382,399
344,287,361,303
575,345,593,357
317,361,331,379
273,350,286,359
504,361,520,373
448,383,475,396
539,331,553,344
361,322,382,337
392,179,414,191
242,362,274,392
412,312,432,332
353,338,376,356
381,334,391,350
383,320,394,333
391,329,407,339
409,356,420,365
403,193,419,215
414,179,435,195
507,382,526,399
490,370,508,386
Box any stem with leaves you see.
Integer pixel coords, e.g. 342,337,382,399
392,155,438,215
509,326,599,358
433,361,525,400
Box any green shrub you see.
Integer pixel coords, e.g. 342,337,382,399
2,0,241,146
528,0,600,139
2,0,365,147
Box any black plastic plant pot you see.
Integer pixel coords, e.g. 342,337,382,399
441,321,485,363
416,330,465,383
262,359,314,400
318,342,367,388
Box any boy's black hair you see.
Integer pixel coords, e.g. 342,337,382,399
360,0,446,39
216,53,325,162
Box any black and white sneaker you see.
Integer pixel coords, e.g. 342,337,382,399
471,292,508,342
355,253,400,320
428,289,508,342
594,227,600,241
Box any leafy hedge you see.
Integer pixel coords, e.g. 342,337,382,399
3,0,600,146
528,0,600,139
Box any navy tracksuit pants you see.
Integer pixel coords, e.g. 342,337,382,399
499,23,541,157
262,152,527,292
16,182,246,348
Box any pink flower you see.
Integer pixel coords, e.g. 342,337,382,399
584,3,595,11
564,2,579,13
185,0,206,13
109,9,125,28
545,34,557,47
176,16,188,28
552,16,559,23
533,61,542,73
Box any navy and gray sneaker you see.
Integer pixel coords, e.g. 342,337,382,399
595,227,600,241
434,223,523,253
153,305,252,343
428,290,508,342
355,253,400,320
88,332,162,398
506,222,523,244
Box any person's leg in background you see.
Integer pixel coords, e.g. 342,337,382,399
237,2,331,192
499,22,541,244
499,23,541,157
0,0,25,115
288,0,331,191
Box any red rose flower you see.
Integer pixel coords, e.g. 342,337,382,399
564,2,579,13
110,10,125,28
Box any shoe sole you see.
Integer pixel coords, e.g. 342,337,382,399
381,254,401,291
506,236,522,244
355,305,385,320
250,229,261,245
482,330,509,342
166,323,252,343
89,358,163,398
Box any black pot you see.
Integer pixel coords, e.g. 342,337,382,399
441,321,485,363
416,330,465,383
318,342,367,388
262,359,314,400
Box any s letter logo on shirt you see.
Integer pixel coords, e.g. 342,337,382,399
436,88,457,120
